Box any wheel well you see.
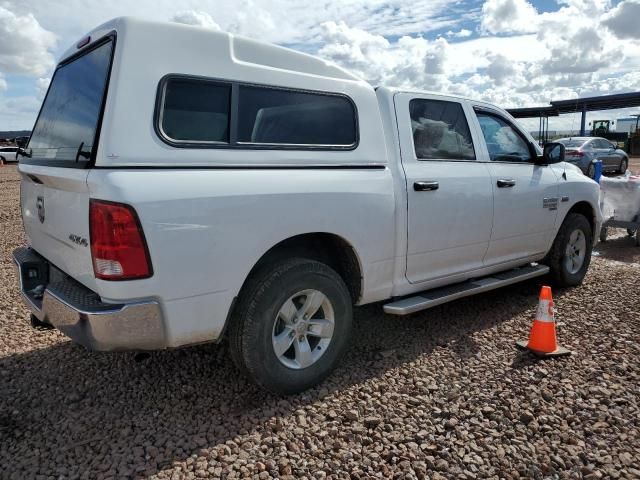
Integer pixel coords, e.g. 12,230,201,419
247,233,363,303
567,201,595,234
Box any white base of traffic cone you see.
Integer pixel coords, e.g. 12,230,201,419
515,340,573,357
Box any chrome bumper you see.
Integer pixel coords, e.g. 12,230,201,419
13,247,167,351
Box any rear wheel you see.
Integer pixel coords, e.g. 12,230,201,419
587,163,596,179
228,258,352,395
544,213,593,287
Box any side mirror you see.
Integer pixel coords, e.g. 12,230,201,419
537,142,565,165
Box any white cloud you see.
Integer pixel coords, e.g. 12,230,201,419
0,95,42,130
480,0,539,34
0,6,56,76
171,10,220,30
602,0,640,39
0,0,639,132
36,77,50,98
446,29,472,38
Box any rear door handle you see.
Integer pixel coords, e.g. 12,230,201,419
414,181,439,192
497,179,516,188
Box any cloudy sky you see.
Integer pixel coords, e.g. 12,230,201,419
1,0,639,132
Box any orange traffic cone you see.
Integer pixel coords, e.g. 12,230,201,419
516,286,572,357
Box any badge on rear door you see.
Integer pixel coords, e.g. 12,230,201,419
36,196,45,223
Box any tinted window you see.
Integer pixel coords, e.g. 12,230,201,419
161,78,231,143
27,39,113,164
409,99,475,160
476,113,532,162
237,86,356,146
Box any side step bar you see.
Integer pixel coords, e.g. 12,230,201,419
384,264,549,315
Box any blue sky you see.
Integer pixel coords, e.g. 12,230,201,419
1,0,639,132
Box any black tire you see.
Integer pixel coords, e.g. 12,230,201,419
600,226,608,242
586,163,596,179
619,157,628,174
228,258,352,395
543,213,593,287
627,228,635,237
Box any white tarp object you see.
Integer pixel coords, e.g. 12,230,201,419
600,172,640,223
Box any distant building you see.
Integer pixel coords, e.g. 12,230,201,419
616,117,639,134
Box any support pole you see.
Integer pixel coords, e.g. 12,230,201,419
539,115,542,144
580,104,587,136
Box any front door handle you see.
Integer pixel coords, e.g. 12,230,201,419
497,179,516,188
414,181,439,192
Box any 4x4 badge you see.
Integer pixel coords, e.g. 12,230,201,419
36,196,45,223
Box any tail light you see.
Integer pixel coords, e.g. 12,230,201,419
566,150,584,158
89,199,153,280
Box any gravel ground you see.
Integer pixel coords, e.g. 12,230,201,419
1,164,639,480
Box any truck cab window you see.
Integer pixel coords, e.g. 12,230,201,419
409,99,475,161
476,113,532,163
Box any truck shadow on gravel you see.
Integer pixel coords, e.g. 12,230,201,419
0,279,549,477
593,232,640,265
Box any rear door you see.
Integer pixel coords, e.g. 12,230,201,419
471,107,559,265
395,93,493,284
19,36,114,290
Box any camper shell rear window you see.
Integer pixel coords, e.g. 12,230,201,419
22,35,115,168
155,75,358,150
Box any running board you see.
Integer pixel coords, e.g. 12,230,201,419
383,264,549,315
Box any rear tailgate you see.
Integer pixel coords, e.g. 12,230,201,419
20,165,96,291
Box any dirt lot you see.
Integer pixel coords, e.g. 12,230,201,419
1,164,639,479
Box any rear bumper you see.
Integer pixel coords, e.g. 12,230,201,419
13,246,167,351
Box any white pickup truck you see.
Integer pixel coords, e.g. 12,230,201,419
14,17,601,394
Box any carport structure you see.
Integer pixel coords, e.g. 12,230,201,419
508,91,640,140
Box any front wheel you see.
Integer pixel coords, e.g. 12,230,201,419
228,258,352,395
543,213,593,287
619,157,628,174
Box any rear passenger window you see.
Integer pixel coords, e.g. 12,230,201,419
237,86,357,146
160,78,231,143
410,99,475,160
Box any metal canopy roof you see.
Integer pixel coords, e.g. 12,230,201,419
508,106,558,119
507,91,640,119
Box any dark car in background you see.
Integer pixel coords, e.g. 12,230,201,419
557,137,629,178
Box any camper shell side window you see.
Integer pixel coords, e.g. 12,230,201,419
155,75,359,151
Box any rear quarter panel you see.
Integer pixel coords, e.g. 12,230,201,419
87,168,396,346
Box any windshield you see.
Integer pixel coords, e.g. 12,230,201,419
558,139,587,148
26,38,113,166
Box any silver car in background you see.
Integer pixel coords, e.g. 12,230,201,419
557,137,629,178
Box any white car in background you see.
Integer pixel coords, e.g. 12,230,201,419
13,17,602,394
0,146,19,163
